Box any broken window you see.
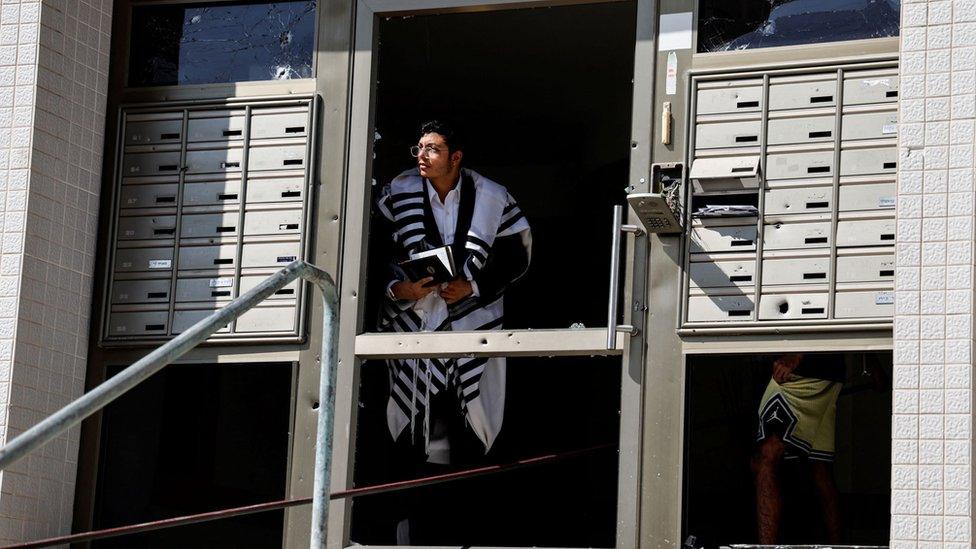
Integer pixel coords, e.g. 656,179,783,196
129,1,316,87
697,0,900,53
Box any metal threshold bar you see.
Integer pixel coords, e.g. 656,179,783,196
355,328,625,358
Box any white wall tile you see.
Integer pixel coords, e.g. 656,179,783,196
918,515,943,541
0,0,112,542
895,489,920,514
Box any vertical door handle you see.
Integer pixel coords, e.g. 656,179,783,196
607,205,643,350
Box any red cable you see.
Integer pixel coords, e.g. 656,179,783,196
0,443,615,549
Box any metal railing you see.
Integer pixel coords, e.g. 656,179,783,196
0,260,339,549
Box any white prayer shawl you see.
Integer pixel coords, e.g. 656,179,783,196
377,168,531,453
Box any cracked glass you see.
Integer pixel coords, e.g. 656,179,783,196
129,1,316,87
697,0,900,53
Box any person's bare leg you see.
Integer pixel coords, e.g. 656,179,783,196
752,436,786,544
811,461,842,543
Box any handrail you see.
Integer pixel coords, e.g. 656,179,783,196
0,260,340,549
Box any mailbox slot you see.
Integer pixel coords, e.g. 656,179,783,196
687,295,756,322
696,82,764,115
836,219,897,247
763,256,831,285
762,221,832,250
758,292,829,320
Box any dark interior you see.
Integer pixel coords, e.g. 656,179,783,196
354,2,636,546
352,356,622,546
364,0,637,332
683,351,892,547
91,363,293,548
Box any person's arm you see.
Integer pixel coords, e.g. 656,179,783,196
391,277,436,300
472,232,530,302
772,353,803,384
374,185,433,330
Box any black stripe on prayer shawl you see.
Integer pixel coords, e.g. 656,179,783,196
461,371,485,392
393,201,423,215
379,303,412,331
466,248,487,265
499,210,525,233
394,214,425,228
467,234,491,253
461,383,480,400
400,228,426,243
382,308,423,333
458,356,489,376
393,315,420,332
377,195,394,219
445,298,481,323
390,191,426,204
394,373,430,405
458,358,490,399
392,315,418,334
391,371,420,404
405,309,424,327
398,363,437,397
425,359,449,391
430,357,453,379
502,202,518,215
379,301,400,320
392,202,423,217
420,183,445,248
391,388,414,417
449,294,503,323
454,174,477,266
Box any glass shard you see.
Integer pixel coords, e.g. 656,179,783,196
129,1,316,87
698,0,900,53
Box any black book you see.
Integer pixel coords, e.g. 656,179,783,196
399,246,456,286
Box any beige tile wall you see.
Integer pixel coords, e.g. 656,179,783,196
894,1,976,547
0,0,110,542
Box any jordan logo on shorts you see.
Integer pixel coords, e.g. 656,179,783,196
758,394,798,440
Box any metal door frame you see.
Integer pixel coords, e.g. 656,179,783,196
638,1,900,545
329,0,657,547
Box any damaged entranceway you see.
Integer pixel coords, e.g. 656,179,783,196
340,0,643,547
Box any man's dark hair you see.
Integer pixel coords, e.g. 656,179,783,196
419,120,465,153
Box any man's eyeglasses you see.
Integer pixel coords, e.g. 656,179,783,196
409,144,445,157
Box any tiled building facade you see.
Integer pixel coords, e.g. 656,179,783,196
0,0,110,542
892,0,976,546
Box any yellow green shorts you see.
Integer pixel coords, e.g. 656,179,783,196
757,376,842,462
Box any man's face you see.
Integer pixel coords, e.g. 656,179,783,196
416,132,460,179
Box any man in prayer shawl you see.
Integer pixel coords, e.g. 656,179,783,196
375,120,531,543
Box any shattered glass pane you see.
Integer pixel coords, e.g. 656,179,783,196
697,0,900,53
129,1,316,87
